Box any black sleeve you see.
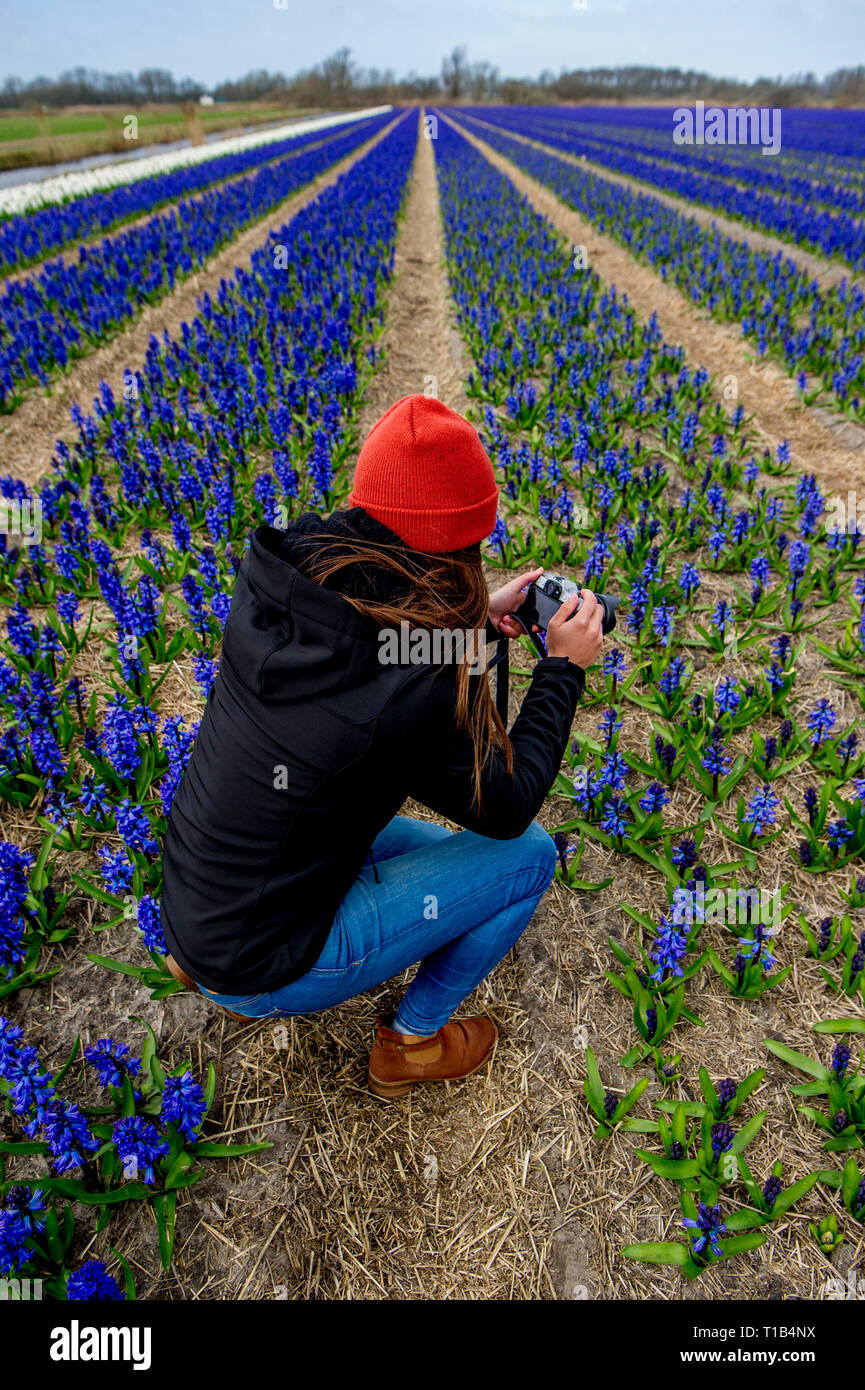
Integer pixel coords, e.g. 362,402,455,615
406,656,585,839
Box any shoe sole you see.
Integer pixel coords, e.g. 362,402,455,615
368,1029,499,1100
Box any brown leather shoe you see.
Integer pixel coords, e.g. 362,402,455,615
164,954,251,1023
368,1015,498,1099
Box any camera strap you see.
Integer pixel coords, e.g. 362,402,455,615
490,621,548,725
492,636,510,724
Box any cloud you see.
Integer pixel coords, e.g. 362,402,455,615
571,0,629,9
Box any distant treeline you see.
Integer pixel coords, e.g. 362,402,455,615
2,51,864,110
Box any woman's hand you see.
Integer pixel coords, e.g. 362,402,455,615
487,568,545,639
546,588,605,669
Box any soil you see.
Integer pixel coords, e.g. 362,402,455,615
355,120,470,440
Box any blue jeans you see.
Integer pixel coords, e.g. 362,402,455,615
196,815,556,1032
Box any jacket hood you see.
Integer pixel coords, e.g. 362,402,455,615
220,512,410,704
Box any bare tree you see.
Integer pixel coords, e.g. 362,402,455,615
441,46,470,100
320,48,356,105
1,57,862,112
466,60,500,102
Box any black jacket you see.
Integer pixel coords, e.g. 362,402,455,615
160,509,585,993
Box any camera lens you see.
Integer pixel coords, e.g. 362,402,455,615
598,594,620,634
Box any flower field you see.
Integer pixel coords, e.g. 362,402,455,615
1,100,864,1300
458,105,865,269
0,109,395,411
448,108,865,420
0,109,392,274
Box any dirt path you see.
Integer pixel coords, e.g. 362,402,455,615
349,115,588,1299
354,118,469,447
460,111,865,300
0,114,404,488
445,114,865,498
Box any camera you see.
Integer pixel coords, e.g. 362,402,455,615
518,573,620,635
493,572,621,719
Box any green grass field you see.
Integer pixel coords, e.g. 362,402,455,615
0,104,316,171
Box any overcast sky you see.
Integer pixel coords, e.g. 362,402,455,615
2,0,862,87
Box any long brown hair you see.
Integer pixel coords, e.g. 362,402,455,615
303,535,513,811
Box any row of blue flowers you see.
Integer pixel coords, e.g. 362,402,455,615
0,114,379,275
0,110,395,411
444,109,865,422
0,113,418,1294
469,105,865,268
431,113,864,1282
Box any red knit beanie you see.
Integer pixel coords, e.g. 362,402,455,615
347,395,499,553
